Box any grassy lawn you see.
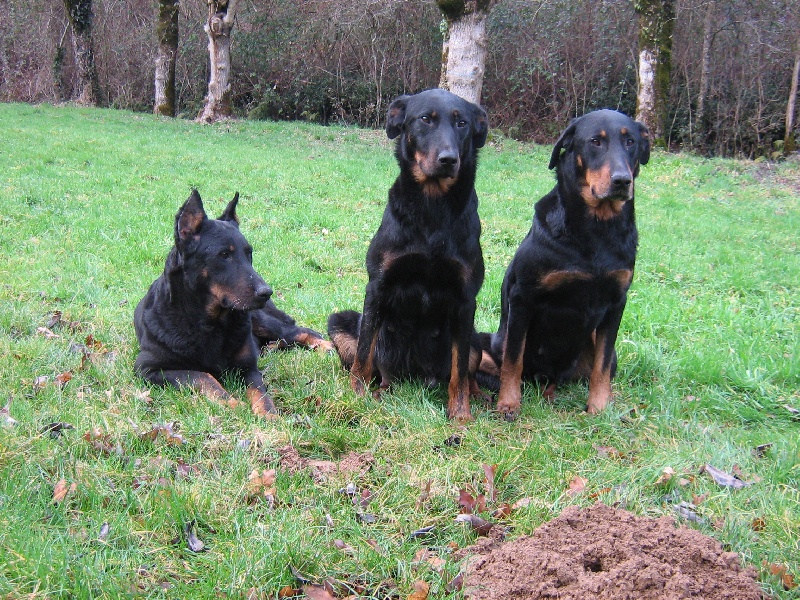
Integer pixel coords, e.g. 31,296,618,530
0,102,797,598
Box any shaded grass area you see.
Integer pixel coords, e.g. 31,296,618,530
0,103,798,598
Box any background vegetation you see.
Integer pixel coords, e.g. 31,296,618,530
1,0,798,157
0,104,798,598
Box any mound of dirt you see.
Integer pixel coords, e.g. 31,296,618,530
458,502,765,599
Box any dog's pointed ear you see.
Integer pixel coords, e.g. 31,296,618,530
386,95,410,139
472,104,489,149
636,121,651,165
218,192,240,226
549,118,579,170
175,189,207,243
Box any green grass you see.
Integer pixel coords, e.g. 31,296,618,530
0,102,798,598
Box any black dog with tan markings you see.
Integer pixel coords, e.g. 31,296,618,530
480,109,650,419
134,190,329,417
327,89,488,422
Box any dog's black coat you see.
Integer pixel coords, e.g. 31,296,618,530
480,109,650,418
134,190,329,415
327,88,488,421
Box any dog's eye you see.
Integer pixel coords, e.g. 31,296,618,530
420,115,431,124
626,138,635,147
590,138,602,147
219,250,230,259
456,119,468,128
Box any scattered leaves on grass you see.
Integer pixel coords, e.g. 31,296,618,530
1,398,17,427
52,479,76,504
692,492,709,505
54,371,72,388
407,580,429,600
458,488,486,514
753,443,773,458
302,583,337,600
278,585,300,598
83,428,121,455
415,480,432,509
654,467,675,486
482,463,497,502
247,469,277,506
566,475,587,497
412,549,445,572
751,517,766,531
184,521,206,552
32,375,49,393
593,444,623,459
672,501,706,524
446,572,464,593
409,525,435,539
132,421,186,445
36,326,60,339
277,445,374,483
454,513,496,536
763,561,798,590
41,421,74,438
492,503,512,519
701,464,752,489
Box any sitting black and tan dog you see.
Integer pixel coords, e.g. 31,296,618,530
480,109,650,419
134,190,329,416
327,89,488,422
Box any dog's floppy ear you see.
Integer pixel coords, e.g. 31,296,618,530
549,118,580,170
386,95,410,139
472,104,489,149
175,189,207,243
636,121,651,165
218,192,240,226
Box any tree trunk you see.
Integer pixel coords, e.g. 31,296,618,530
154,0,179,117
784,39,800,155
197,0,238,123
634,0,674,144
436,0,497,105
693,0,715,148
63,0,101,106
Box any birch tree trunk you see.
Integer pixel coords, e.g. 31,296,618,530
197,0,238,123
784,40,800,155
436,0,497,105
634,0,674,144
63,0,101,106
154,0,179,117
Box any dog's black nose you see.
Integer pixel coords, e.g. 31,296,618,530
438,150,458,166
611,173,632,187
255,283,273,300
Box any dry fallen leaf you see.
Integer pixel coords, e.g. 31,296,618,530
567,476,587,497
184,522,206,552
482,463,497,502
277,585,300,598
1,399,17,427
764,562,798,590
492,503,512,519
416,480,432,509
751,517,766,532
36,326,60,339
692,492,709,505
512,497,533,510
701,464,752,489
52,479,76,504
302,583,337,600
407,580,430,600
654,467,675,486
98,522,110,541
455,513,495,536
594,445,621,459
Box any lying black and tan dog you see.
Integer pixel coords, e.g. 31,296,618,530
134,190,329,416
480,109,650,419
327,89,488,422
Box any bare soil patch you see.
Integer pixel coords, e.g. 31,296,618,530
458,502,765,599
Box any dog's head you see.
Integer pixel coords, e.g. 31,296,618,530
549,109,650,220
173,190,272,315
386,89,488,197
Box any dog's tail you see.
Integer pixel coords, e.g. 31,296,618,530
327,310,362,369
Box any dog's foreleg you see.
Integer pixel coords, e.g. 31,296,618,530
243,369,277,417
586,306,623,414
153,370,242,410
447,303,476,422
496,302,530,421
350,289,381,395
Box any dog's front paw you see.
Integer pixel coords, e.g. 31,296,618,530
248,390,277,418
496,396,521,422
350,373,367,396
